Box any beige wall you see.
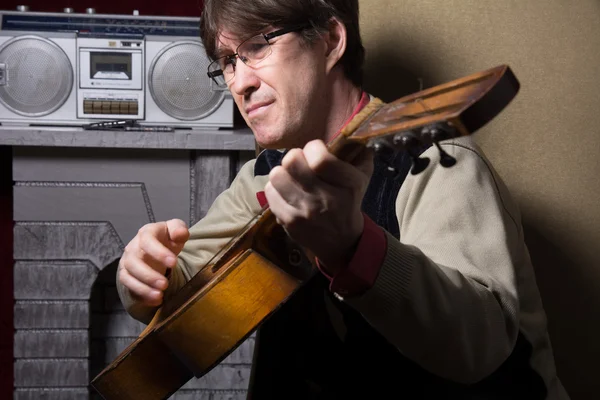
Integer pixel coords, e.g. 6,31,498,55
359,1,600,398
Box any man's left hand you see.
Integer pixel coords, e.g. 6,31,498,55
264,139,373,275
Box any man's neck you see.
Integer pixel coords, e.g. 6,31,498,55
323,77,363,144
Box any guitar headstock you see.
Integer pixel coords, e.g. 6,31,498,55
340,65,520,174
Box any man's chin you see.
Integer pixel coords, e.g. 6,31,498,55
255,139,284,150
253,129,286,150
251,122,302,150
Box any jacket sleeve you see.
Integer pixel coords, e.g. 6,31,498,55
345,136,524,384
118,159,267,324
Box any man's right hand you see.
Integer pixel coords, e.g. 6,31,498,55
118,219,190,307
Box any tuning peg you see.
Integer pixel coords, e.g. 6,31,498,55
393,132,430,175
421,123,455,142
420,124,457,168
367,139,400,177
368,139,394,157
434,142,457,168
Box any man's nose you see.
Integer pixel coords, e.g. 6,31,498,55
229,60,260,96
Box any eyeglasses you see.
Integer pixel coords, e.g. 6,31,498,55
207,23,312,88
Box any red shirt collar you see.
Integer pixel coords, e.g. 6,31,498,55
329,91,370,143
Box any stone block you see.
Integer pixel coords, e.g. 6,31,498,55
222,337,255,365
14,388,90,400
90,337,134,364
13,222,123,269
14,359,89,387
169,389,247,400
14,301,89,329
90,311,146,338
191,152,233,222
14,261,97,300
14,330,88,358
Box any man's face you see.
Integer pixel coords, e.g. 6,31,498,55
216,28,329,149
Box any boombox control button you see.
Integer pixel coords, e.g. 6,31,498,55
128,101,139,115
81,100,139,115
83,100,93,114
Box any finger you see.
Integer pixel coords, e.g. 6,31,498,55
264,180,302,226
124,255,169,291
281,149,318,191
142,221,188,251
118,267,163,307
165,218,190,246
268,166,306,208
303,140,366,187
137,230,179,269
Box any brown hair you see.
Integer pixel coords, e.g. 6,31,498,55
200,0,365,86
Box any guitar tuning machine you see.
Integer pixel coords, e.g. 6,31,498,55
367,121,460,176
366,137,394,156
392,131,431,175
421,122,455,142
367,131,431,176
420,123,458,168
366,137,401,177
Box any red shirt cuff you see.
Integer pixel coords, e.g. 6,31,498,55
316,214,387,297
256,191,268,208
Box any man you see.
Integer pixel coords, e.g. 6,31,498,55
117,0,568,398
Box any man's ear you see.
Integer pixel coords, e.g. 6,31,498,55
324,17,347,74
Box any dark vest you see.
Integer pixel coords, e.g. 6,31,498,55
247,149,547,400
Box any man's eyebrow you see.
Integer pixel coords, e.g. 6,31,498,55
214,47,233,58
214,37,238,58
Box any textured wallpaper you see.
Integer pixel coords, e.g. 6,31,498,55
359,1,600,398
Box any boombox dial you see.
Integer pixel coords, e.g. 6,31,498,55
0,35,73,117
148,41,225,121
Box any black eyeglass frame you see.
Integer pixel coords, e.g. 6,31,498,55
206,22,313,85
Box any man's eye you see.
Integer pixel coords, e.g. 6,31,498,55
219,56,236,69
246,43,268,53
241,42,269,59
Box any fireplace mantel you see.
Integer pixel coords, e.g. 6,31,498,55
0,126,255,151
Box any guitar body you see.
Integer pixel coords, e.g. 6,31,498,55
91,65,520,399
92,249,305,399
92,207,316,399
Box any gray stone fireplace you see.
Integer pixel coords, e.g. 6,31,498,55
5,128,256,399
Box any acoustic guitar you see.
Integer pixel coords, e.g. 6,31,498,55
91,64,520,399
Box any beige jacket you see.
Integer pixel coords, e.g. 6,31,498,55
118,134,568,398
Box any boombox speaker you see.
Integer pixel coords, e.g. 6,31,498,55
0,32,76,120
145,37,233,126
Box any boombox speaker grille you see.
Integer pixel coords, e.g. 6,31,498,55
149,41,225,121
0,35,73,117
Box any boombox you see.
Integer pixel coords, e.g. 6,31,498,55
0,8,233,128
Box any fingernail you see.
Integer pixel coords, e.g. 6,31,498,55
166,256,176,267
155,279,167,290
150,290,162,298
